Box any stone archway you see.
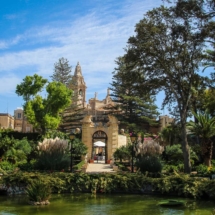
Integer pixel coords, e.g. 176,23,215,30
81,115,119,163
92,130,107,163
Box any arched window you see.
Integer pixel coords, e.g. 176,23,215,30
79,90,82,95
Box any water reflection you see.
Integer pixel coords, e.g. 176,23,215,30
0,194,214,215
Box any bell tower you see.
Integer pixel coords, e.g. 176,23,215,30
70,62,87,108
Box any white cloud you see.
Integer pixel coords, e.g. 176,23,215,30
0,41,7,49
4,14,18,20
0,0,162,111
0,74,21,95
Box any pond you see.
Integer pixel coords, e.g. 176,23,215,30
0,194,214,215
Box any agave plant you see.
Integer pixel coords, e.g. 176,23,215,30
26,179,51,204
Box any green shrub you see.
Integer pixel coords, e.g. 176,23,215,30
113,145,131,162
163,164,179,173
26,179,51,202
0,161,16,171
2,171,215,199
136,156,162,173
5,138,32,164
165,144,198,165
18,160,37,171
196,164,209,175
163,163,184,174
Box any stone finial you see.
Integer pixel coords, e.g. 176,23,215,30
74,61,82,76
95,92,98,99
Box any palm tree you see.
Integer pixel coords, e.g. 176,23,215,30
159,123,181,146
187,112,215,167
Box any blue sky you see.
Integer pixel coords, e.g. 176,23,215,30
0,0,165,115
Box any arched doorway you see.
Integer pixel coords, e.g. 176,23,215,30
92,130,108,163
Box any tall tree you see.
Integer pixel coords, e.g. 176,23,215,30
59,101,85,132
123,5,209,173
16,75,72,134
174,0,215,75
110,57,159,132
51,57,73,88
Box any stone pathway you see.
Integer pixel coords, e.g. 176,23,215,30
86,160,115,173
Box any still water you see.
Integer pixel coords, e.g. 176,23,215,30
0,194,214,215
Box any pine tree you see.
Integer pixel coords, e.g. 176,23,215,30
59,100,85,132
51,57,72,88
109,57,159,132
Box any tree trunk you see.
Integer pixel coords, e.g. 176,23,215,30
202,140,213,167
181,115,191,173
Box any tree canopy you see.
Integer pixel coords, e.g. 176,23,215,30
110,56,159,132
117,3,214,173
51,57,73,88
16,75,72,134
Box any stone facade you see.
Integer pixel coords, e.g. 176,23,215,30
69,62,115,113
82,115,119,162
0,113,14,129
0,108,34,132
14,108,34,132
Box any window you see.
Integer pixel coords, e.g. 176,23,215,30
17,113,22,119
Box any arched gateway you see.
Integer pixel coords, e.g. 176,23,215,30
81,115,119,163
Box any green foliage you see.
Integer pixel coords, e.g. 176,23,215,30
16,74,72,134
2,171,215,199
5,138,31,164
0,130,41,143
136,156,162,173
73,160,86,170
187,112,215,139
26,179,51,202
154,173,207,199
16,74,47,102
18,159,37,171
0,135,32,165
51,57,72,88
43,130,69,140
162,164,179,173
110,57,159,131
0,134,15,158
36,148,70,171
201,89,215,117
196,164,209,175
0,161,16,171
71,138,88,158
159,124,181,145
187,112,215,166
113,145,131,162
120,1,214,173
164,144,198,165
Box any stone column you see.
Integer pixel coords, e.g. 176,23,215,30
107,115,119,160
81,115,94,160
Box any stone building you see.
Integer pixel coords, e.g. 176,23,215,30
14,108,34,132
0,108,33,132
65,62,174,132
0,113,14,129
64,62,174,162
